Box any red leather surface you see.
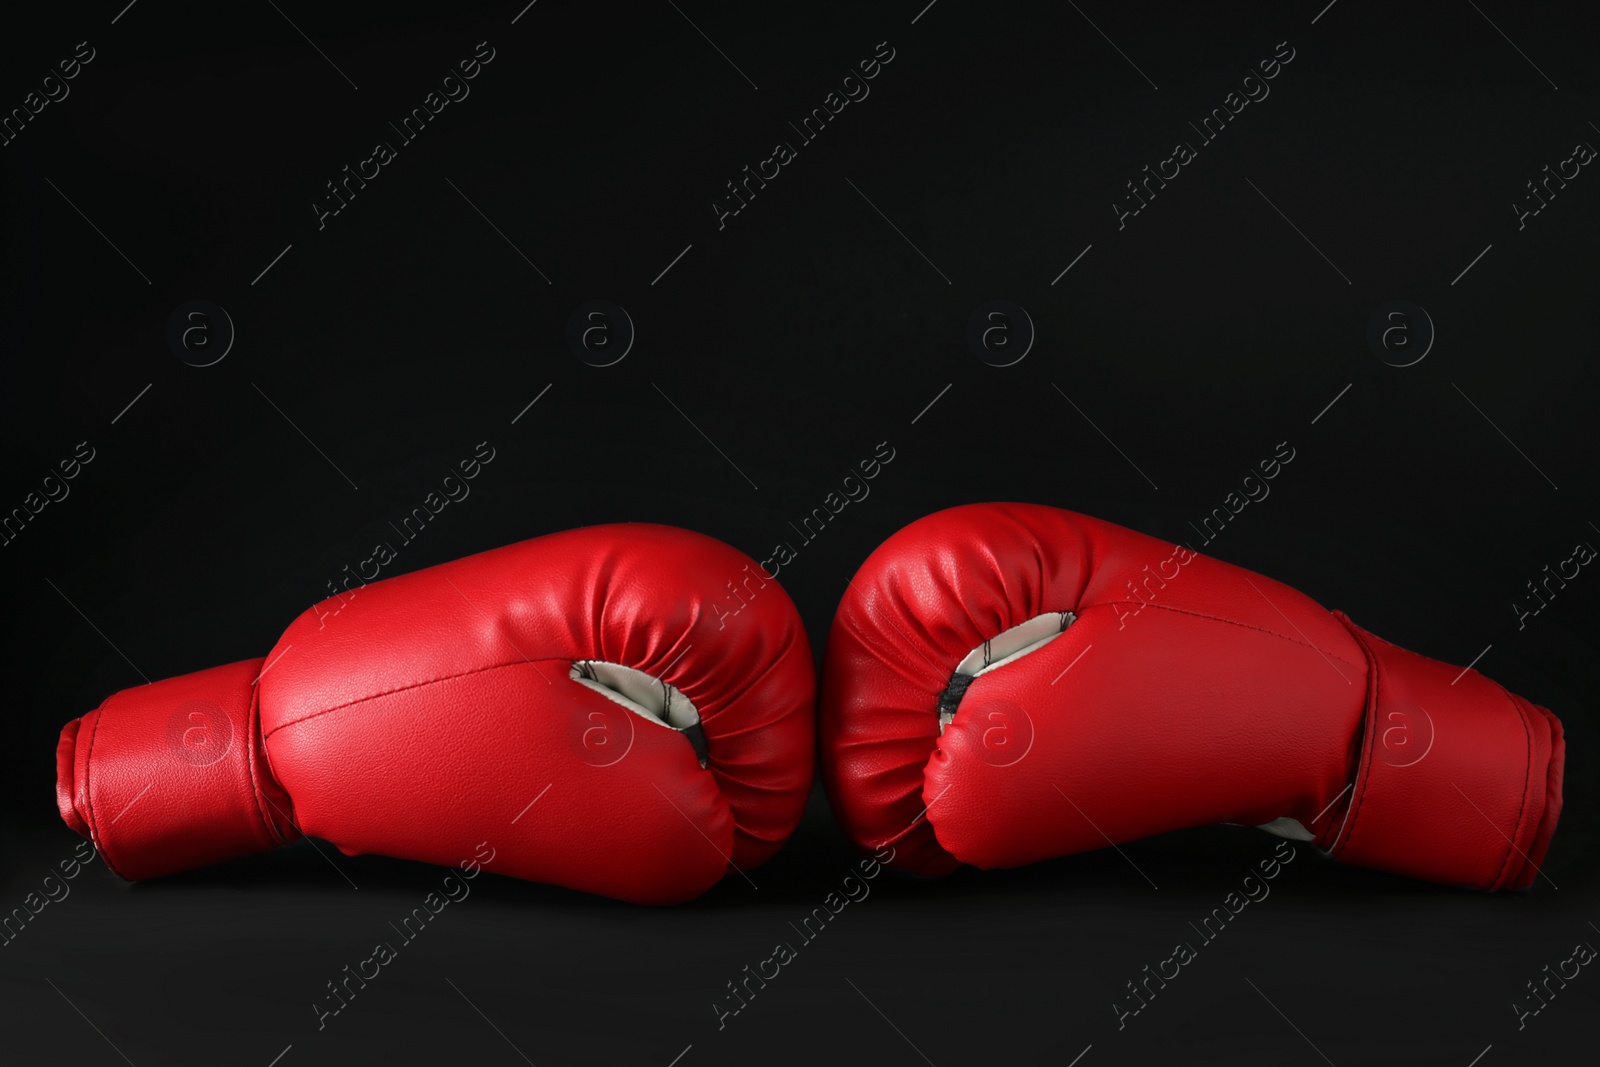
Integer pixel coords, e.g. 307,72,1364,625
56,524,815,904
820,502,1564,890
54,659,295,881
1328,616,1564,890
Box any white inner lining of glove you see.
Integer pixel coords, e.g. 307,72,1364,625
1254,816,1316,841
570,661,700,731
954,611,1076,679
939,612,1076,730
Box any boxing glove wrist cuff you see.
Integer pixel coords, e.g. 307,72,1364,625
1322,614,1564,890
55,659,298,880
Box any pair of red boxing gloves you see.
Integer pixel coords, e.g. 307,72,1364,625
55,503,1564,904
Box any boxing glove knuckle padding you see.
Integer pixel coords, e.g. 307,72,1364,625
820,502,1563,891
55,524,816,905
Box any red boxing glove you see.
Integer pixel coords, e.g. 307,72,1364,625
56,524,814,904
821,503,1564,890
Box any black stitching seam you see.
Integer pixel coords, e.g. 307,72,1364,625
1092,599,1365,676
263,656,571,740
245,681,287,846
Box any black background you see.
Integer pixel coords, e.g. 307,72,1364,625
3,2,1597,1064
